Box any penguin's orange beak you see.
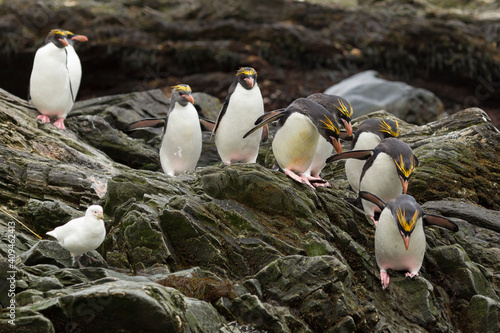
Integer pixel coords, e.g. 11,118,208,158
401,178,409,194
342,119,353,137
183,94,194,104
72,35,88,42
61,38,69,47
331,137,342,154
244,77,254,88
403,235,410,251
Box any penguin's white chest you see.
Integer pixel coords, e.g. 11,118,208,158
273,113,319,173
375,210,426,273
215,83,264,163
306,136,333,176
345,132,382,192
29,43,74,118
160,104,202,176
360,153,402,215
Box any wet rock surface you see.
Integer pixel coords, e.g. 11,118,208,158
0,86,498,332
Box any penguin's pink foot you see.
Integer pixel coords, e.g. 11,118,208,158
405,272,419,278
36,115,51,123
53,118,66,130
380,270,390,289
299,174,315,189
370,215,378,227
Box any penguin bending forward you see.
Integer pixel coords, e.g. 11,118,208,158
212,67,267,165
360,191,459,289
125,84,213,176
29,29,87,130
327,137,418,224
345,118,400,193
244,98,342,188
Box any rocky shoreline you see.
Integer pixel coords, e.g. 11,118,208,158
0,86,499,332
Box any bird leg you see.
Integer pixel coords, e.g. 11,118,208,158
73,255,84,268
370,215,378,227
83,253,99,263
36,115,51,123
284,169,312,188
405,271,420,278
53,118,66,130
380,270,390,289
299,174,316,189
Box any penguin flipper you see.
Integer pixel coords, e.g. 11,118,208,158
243,110,286,139
199,118,216,132
124,118,165,132
326,149,373,163
423,214,459,232
359,191,386,211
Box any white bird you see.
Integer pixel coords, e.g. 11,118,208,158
46,205,105,268
29,29,87,130
360,192,458,289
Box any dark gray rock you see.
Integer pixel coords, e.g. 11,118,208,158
324,70,444,125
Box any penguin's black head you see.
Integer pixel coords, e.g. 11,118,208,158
318,113,343,154
377,119,400,139
46,29,68,48
171,84,194,107
64,30,88,45
236,67,257,90
332,96,353,136
388,194,423,250
378,138,418,194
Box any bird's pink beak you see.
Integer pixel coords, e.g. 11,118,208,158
61,38,69,47
244,77,254,88
72,35,88,42
403,235,410,251
183,94,194,104
401,177,409,194
342,119,353,136
331,137,342,154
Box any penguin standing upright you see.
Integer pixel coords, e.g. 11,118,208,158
327,137,418,224
29,29,87,130
302,93,354,185
244,98,342,188
345,118,400,192
125,84,208,176
213,67,266,165
359,191,459,289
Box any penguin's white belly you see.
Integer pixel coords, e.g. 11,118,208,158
375,210,425,273
360,153,402,215
306,136,333,176
160,106,202,176
30,44,74,117
215,84,264,164
346,133,382,192
273,113,319,174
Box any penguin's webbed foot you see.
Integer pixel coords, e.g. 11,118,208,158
53,118,66,130
370,215,378,227
405,272,419,279
36,115,51,123
380,270,390,289
284,170,314,188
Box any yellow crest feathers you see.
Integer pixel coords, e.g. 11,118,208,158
397,207,419,233
379,120,400,137
49,29,66,36
334,98,353,118
320,115,340,135
236,67,257,76
394,154,416,179
171,84,192,93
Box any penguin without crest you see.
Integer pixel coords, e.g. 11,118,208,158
125,84,213,176
345,118,400,193
244,98,342,188
29,29,87,130
327,137,418,224
212,67,267,165
359,191,459,289
303,93,354,186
